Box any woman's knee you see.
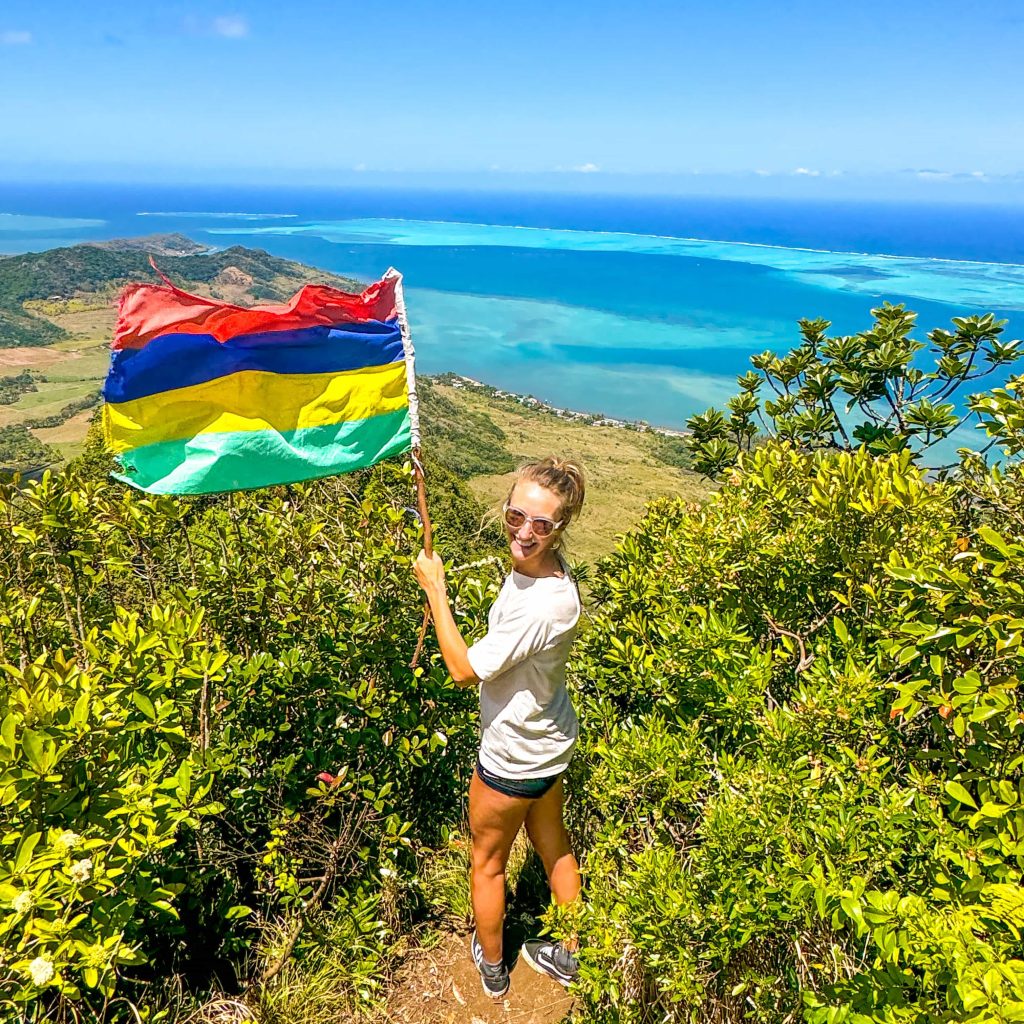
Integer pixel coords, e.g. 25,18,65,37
471,839,509,879
527,819,572,873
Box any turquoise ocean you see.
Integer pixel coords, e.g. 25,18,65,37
2,184,1023,447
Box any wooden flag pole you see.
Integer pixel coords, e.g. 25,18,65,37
384,267,434,670
409,448,433,669
412,449,433,555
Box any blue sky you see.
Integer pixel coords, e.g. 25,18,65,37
2,0,1023,199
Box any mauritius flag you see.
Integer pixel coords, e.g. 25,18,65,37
101,268,419,495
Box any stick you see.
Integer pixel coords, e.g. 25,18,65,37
386,267,434,671
412,449,433,556
410,448,433,669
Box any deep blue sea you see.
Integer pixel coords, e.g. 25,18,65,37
2,182,1023,446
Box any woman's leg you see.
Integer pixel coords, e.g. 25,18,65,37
524,777,581,906
469,769,532,964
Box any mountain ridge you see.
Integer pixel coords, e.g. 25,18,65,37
0,234,365,347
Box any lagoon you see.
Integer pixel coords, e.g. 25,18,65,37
1,186,1022,442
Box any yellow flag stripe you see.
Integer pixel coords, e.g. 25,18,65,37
104,360,409,453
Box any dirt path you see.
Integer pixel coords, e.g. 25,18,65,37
380,933,575,1024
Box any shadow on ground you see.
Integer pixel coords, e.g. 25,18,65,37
383,852,575,1024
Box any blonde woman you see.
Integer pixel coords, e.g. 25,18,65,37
414,457,585,998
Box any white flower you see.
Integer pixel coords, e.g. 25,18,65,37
69,858,93,884
11,891,33,914
28,957,54,986
55,830,80,851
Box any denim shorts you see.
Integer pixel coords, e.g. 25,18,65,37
476,759,564,799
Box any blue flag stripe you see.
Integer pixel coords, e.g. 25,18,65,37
103,318,403,404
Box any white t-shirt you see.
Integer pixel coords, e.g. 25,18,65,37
467,567,581,780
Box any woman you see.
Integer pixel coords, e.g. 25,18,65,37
414,457,585,998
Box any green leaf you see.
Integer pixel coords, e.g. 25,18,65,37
131,692,156,720
945,781,978,809
175,759,193,802
14,832,41,872
72,692,90,726
21,729,55,774
977,525,1013,559
976,802,1011,819
0,713,16,753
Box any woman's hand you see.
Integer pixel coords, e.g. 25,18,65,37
414,550,447,595
412,550,478,686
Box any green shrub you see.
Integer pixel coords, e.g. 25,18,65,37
0,461,496,1019
564,442,1023,1023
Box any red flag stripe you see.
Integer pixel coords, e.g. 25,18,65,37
113,275,399,350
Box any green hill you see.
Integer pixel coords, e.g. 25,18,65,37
0,234,364,347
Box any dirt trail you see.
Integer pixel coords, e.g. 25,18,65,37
381,933,574,1024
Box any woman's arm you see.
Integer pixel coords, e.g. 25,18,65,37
413,551,479,687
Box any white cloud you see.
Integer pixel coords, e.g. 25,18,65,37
753,169,772,177
574,162,601,174
792,167,820,177
352,163,367,172
905,168,997,183
212,15,249,38
1,30,32,45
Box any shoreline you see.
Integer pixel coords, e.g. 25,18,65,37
429,372,689,438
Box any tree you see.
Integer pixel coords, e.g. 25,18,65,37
686,304,1021,477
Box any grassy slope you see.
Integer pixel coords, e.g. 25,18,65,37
430,384,708,563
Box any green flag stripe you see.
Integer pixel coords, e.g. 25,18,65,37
111,406,411,495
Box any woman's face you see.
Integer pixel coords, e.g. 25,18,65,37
505,480,563,572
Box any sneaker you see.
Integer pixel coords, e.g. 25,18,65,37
521,938,579,988
471,931,510,998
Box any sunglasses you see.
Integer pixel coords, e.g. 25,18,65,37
502,503,563,539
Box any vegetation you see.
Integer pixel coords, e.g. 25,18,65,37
417,377,516,478
2,230,1021,1022
560,436,1024,1022
686,304,1020,476
0,423,504,1021
0,425,56,474
21,391,101,431
554,305,1024,1022
0,374,38,406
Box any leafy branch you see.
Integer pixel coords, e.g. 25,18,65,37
687,304,1021,477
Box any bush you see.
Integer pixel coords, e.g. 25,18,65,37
0,460,498,1020
564,443,1024,1023
0,373,38,406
